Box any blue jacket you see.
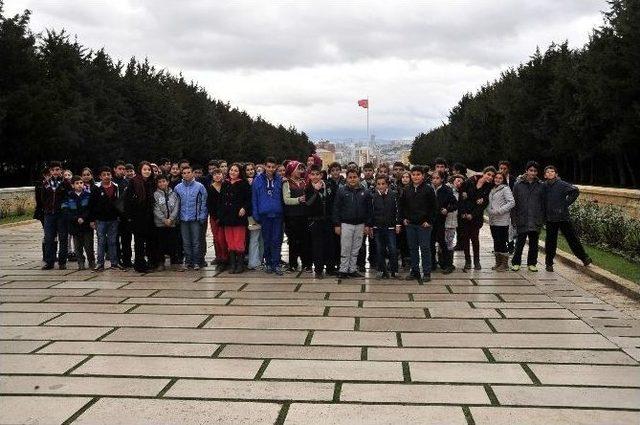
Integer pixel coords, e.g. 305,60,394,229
62,190,92,235
174,179,208,222
252,172,283,222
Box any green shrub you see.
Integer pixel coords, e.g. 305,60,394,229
570,201,640,262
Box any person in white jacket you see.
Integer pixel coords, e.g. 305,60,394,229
487,172,516,271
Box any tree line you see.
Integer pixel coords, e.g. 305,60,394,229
0,4,315,187
410,0,639,188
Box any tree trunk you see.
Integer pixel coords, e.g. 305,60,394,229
615,153,626,187
623,152,637,188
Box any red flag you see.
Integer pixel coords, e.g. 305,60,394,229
357,99,368,109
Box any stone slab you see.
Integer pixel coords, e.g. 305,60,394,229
219,344,361,360
46,312,208,328
470,407,640,425
167,379,334,401
311,331,397,347
0,395,91,425
340,383,490,404
103,327,307,345
263,359,403,381
39,341,219,357
493,385,640,409
410,362,531,384
0,375,169,396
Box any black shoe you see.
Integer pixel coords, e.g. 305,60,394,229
349,271,364,278
67,253,77,262
326,269,337,276
41,264,54,270
93,264,105,272
390,272,398,279
111,264,125,271
315,271,324,279
58,264,66,270
546,264,554,272
474,263,482,271
338,272,350,279
463,261,472,270
583,257,593,267
423,273,431,283
405,273,420,281
442,267,453,275
357,266,366,273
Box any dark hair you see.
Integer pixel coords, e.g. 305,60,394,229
113,160,125,168
363,162,374,170
208,159,219,167
192,164,203,172
308,164,322,173
181,165,193,172
494,171,507,183
138,161,152,174
452,162,467,175
41,166,50,176
265,156,277,165
229,162,246,179
178,158,190,165
544,165,558,173
159,158,171,165
49,160,62,169
375,174,389,183
156,174,168,182
212,168,222,175
125,163,134,170
498,160,511,168
393,161,405,169
434,157,448,166
432,170,445,180
98,166,111,175
346,169,359,178
482,166,497,174
329,162,341,171
525,160,540,171
410,165,424,174
71,175,83,183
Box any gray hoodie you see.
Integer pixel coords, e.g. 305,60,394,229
488,184,515,226
153,188,180,227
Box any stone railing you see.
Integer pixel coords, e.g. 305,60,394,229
576,185,640,219
0,186,35,217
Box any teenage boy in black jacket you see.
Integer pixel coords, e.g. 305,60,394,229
369,175,400,279
543,165,592,272
41,161,71,270
333,169,372,279
113,161,133,268
90,166,125,271
305,164,335,279
430,171,458,274
400,165,438,282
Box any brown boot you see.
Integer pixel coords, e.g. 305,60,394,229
491,253,500,270
496,253,509,272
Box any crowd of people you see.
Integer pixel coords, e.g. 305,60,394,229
34,155,592,282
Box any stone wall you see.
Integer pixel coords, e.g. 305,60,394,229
0,187,35,217
576,185,640,219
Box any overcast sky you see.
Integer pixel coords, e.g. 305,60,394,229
6,0,606,141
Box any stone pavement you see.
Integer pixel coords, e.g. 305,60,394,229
0,222,639,424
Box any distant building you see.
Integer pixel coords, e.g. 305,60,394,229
316,140,336,153
315,148,335,169
355,146,370,168
400,150,411,165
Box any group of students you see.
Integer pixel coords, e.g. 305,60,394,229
35,155,591,282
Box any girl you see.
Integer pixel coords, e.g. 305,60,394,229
487,172,515,271
283,161,311,272
459,166,495,270
218,163,252,274
207,168,228,269
125,161,157,272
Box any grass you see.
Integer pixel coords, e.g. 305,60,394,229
0,212,34,225
540,228,640,284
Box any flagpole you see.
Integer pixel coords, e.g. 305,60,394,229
366,96,370,147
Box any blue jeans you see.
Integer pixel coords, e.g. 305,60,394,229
248,228,264,269
44,212,68,266
181,220,203,266
374,228,398,273
96,220,118,266
261,216,283,270
405,224,432,275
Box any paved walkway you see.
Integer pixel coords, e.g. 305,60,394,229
0,222,639,424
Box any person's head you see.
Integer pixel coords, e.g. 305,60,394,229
138,161,152,179
178,159,190,170
193,166,203,179
375,175,389,192
498,160,511,175
434,157,448,174
228,163,242,180
81,167,93,183
544,165,558,181
410,165,425,185
482,166,497,184
277,164,286,177
219,160,228,176
212,168,223,183
181,165,194,182
346,162,358,172
150,163,161,176
113,160,126,178
99,166,112,184
493,171,506,186
452,162,467,176
453,174,465,190
525,160,540,181
329,162,341,180
207,160,219,176
308,164,322,184
346,169,360,188
256,164,265,174
393,161,405,178
156,174,169,191
62,169,72,180
363,163,374,180
244,162,256,178
378,163,390,176
432,170,445,187
287,161,304,179
71,175,83,192
401,171,411,186
170,163,180,177
49,161,62,178
125,163,135,179
307,155,316,168
159,158,172,173
264,156,277,178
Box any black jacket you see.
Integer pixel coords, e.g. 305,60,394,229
399,182,437,226
369,189,400,228
433,184,458,227
207,184,222,220
305,181,333,221
218,179,251,227
124,176,156,235
458,175,492,225
89,182,123,222
63,190,92,235
544,178,579,222
40,177,70,214
332,185,372,226
512,177,545,233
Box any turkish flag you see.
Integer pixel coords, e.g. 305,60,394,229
357,99,368,109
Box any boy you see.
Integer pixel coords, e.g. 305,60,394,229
41,161,70,270
63,176,94,270
153,175,181,270
252,157,284,275
400,165,437,282
511,161,545,272
543,165,592,272
90,166,123,271
369,175,400,279
174,166,208,270
113,160,132,268
431,171,458,274
333,169,372,279
446,175,464,269
306,164,335,278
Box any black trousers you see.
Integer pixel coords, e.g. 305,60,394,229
117,219,133,266
133,229,158,268
156,226,181,265
430,223,451,269
285,216,312,269
461,220,482,263
490,225,509,253
310,219,335,272
545,221,587,266
512,231,539,266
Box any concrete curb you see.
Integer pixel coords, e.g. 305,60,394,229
0,219,38,229
538,239,640,300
